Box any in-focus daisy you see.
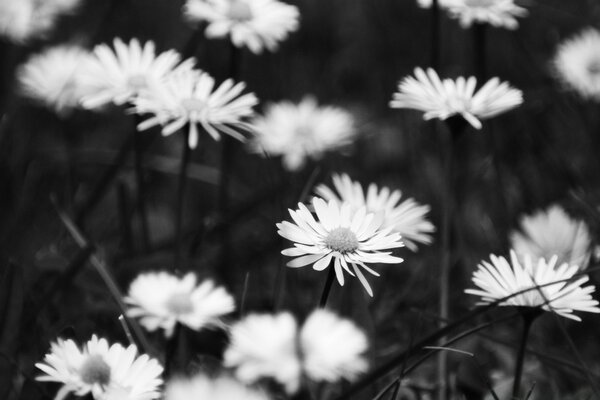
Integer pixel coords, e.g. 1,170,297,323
17,45,94,115
465,251,600,321
251,97,357,171
224,309,368,394
510,205,593,270
125,271,235,337
390,67,523,130
80,38,196,110
133,68,258,149
553,28,600,100
166,373,271,400
184,0,300,54
443,0,528,30
315,173,435,251
277,197,404,296
36,335,163,400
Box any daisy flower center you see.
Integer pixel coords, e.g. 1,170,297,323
166,292,194,315
464,0,496,7
587,59,600,76
226,0,253,22
79,355,111,386
181,98,209,116
324,227,359,253
127,74,148,92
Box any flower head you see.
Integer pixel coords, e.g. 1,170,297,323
553,28,600,100
17,45,95,115
277,197,404,296
315,173,435,251
442,0,528,30
224,310,368,394
133,68,258,148
465,251,600,321
80,38,196,109
125,271,235,337
251,97,357,171
166,374,271,400
390,67,523,130
36,335,163,400
510,205,592,270
184,0,300,54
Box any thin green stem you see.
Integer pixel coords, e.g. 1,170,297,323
133,124,150,251
174,130,191,271
512,312,536,399
319,266,336,308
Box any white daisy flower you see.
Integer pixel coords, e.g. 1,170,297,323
315,173,435,251
442,0,528,30
166,374,271,400
17,45,94,115
133,68,258,149
35,335,163,400
390,67,523,130
125,271,235,338
553,28,600,100
416,0,454,8
465,251,600,321
251,97,357,171
276,197,404,297
184,0,300,54
510,205,593,270
224,309,368,394
80,38,196,110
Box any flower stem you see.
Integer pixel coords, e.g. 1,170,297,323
319,265,336,308
133,121,150,252
512,312,536,399
174,130,191,271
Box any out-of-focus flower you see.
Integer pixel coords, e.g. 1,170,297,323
184,0,300,54
224,309,368,394
465,251,600,321
166,374,271,400
133,68,258,149
36,335,163,400
0,0,81,42
553,28,600,100
80,38,196,110
251,97,357,171
416,0,453,8
443,0,527,30
315,173,435,251
510,205,593,269
277,197,404,296
17,45,94,115
389,67,523,130
125,271,235,337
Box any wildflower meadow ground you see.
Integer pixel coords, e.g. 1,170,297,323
2,0,600,399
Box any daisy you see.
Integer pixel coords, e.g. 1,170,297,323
17,45,95,115
36,335,163,400
166,374,271,400
224,309,368,394
314,173,435,251
465,251,600,321
132,68,258,149
553,28,600,100
443,0,528,30
80,38,196,110
251,97,357,171
276,197,404,296
416,0,454,8
125,271,235,337
390,67,523,130
184,0,300,54
510,205,593,270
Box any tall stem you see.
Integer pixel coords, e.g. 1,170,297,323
512,312,536,399
174,130,191,271
473,23,486,80
133,122,150,251
319,266,336,308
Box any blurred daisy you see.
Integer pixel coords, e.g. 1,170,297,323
510,205,592,269
416,0,454,8
251,97,357,171
80,38,196,109
125,271,235,337
443,0,528,30
36,335,163,400
553,28,600,100
390,67,523,130
17,45,94,115
166,374,271,400
277,197,404,296
465,251,600,321
133,68,258,149
184,0,300,54
315,173,435,251
224,309,368,394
